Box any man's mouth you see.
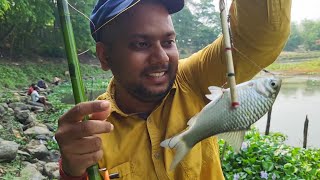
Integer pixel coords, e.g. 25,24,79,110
148,72,166,78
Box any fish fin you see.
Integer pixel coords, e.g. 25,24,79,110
205,86,223,102
217,130,246,153
187,114,198,126
160,134,191,170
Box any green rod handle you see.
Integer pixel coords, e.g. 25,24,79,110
56,0,102,179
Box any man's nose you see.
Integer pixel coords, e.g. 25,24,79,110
149,43,169,64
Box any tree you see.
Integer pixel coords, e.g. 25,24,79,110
284,22,302,51
172,0,221,57
300,19,320,51
0,0,10,18
0,0,56,56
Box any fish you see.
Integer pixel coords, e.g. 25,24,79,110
160,77,282,170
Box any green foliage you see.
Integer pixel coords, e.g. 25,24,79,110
0,61,106,90
0,0,56,54
0,0,96,57
220,129,320,179
0,0,10,18
0,156,23,179
284,20,320,51
68,0,96,53
300,19,320,51
0,0,222,58
284,22,303,51
172,0,221,58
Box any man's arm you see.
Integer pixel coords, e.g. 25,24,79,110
178,0,291,94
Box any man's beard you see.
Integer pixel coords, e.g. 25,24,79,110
127,75,176,103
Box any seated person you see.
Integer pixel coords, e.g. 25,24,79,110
52,76,61,86
37,78,48,89
30,88,47,106
27,83,36,95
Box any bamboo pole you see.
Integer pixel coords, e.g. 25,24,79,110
303,115,309,148
265,108,273,135
56,0,102,179
219,0,239,107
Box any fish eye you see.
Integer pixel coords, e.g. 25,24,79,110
270,81,276,87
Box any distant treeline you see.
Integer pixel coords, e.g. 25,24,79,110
0,0,319,58
0,0,221,58
285,20,320,51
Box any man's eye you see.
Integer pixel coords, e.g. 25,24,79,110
135,42,149,48
163,40,175,46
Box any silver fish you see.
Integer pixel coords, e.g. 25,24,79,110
160,77,282,170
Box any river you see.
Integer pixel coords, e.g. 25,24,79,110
254,75,320,148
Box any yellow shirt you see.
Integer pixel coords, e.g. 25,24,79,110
96,0,291,179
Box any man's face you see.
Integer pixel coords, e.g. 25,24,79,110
100,2,179,102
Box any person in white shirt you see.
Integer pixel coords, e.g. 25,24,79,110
30,89,47,106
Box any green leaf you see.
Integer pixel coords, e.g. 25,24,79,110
262,161,274,171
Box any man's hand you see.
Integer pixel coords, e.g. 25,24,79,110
55,100,113,176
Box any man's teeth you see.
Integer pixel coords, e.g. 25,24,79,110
149,72,165,77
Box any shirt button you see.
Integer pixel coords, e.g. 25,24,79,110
154,152,161,159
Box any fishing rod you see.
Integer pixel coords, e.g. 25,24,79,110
219,0,239,108
56,0,102,179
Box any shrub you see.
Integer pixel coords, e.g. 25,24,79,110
220,128,320,179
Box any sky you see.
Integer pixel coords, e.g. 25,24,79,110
212,0,320,23
291,0,320,22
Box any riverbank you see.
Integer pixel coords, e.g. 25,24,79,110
0,54,320,179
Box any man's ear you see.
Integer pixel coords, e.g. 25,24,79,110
96,42,110,71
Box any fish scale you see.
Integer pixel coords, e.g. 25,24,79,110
160,77,282,170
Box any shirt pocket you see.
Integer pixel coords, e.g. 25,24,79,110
105,162,132,180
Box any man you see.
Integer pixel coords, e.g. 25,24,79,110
55,0,291,179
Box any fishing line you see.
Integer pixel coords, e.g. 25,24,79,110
66,1,95,30
65,0,141,56
65,1,94,56
91,0,141,35
224,1,278,78
66,0,279,77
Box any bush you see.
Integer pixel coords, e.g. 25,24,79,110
220,128,320,179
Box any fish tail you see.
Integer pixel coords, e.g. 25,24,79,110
160,134,191,170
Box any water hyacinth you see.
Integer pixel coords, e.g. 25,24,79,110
260,171,268,179
272,173,277,180
233,173,240,180
241,141,249,151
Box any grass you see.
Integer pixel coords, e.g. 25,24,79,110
0,58,107,90
267,58,320,74
277,51,320,61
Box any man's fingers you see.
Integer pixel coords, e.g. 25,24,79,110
62,149,103,176
59,100,110,125
61,136,103,155
90,108,111,120
55,120,113,145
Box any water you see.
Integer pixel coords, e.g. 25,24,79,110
254,76,320,148
61,89,106,104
